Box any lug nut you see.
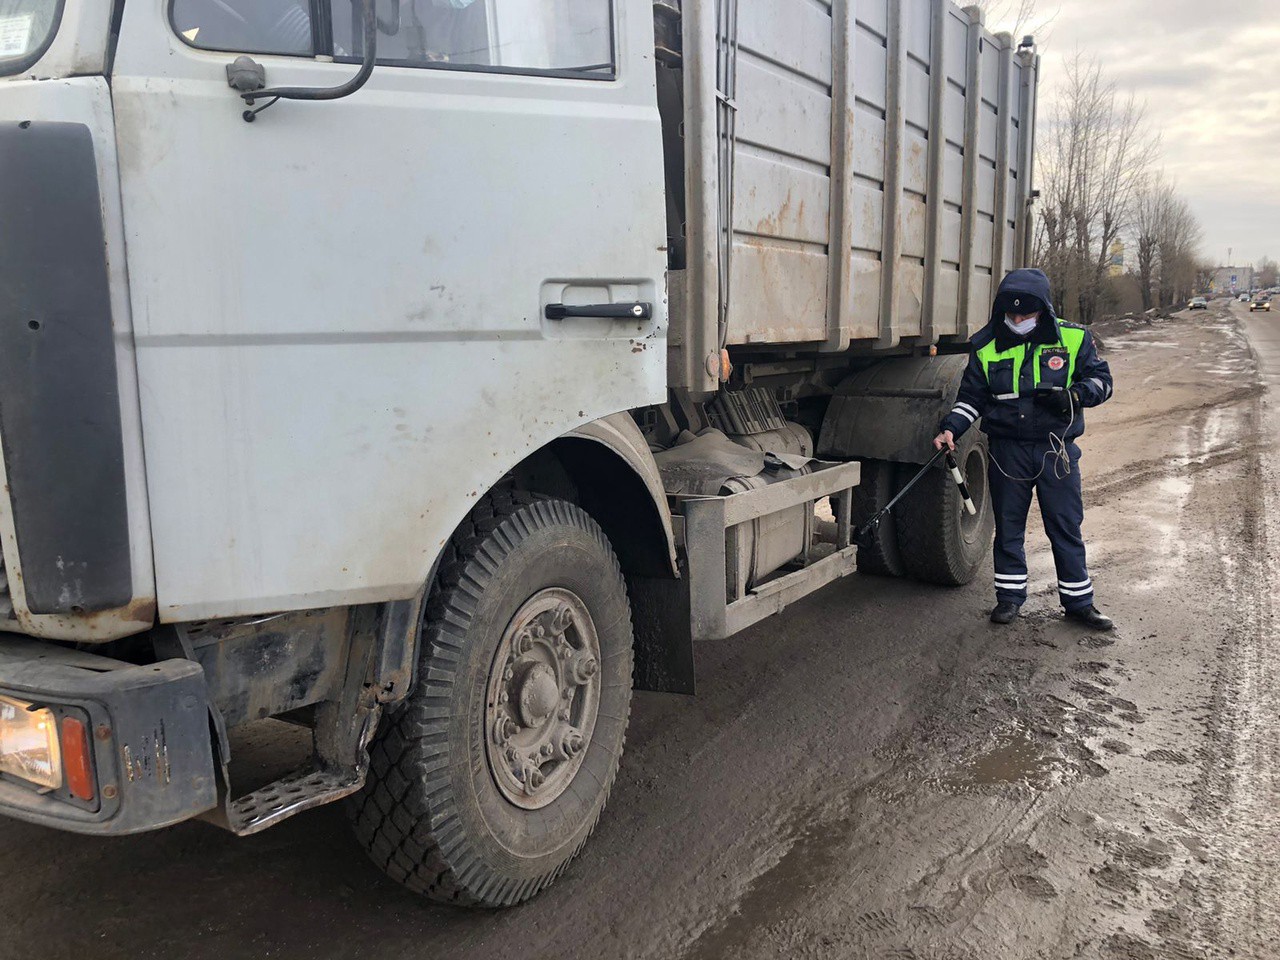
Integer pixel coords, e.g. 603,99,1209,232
527,768,545,790
583,658,598,677
551,605,575,634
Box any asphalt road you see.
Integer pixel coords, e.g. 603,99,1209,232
3,299,1278,959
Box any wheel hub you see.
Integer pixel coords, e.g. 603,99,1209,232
484,588,601,810
516,663,559,726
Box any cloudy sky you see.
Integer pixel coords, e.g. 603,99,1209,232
992,0,1278,269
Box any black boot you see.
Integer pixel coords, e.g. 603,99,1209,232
1065,605,1113,631
990,601,1021,624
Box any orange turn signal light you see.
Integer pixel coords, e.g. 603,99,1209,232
60,716,95,802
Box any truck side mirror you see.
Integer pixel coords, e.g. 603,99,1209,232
232,0,379,123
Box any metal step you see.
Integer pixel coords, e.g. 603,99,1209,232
214,766,365,836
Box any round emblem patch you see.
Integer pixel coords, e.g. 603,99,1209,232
1047,356,1065,371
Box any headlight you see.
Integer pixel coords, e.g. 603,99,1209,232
0,694,62,789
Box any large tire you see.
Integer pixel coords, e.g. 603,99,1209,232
849,459,907,577
350,491,633,907
895,433,994,586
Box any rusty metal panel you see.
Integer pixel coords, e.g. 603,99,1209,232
903,63,930,134
936,267,962,335
851,106,888,183
850,252,884,337
734,152,831,245
726,0,835,348
942,202,962,261
902,127,929,196
897,258,926,336
728,242,830,344
735,60,832,166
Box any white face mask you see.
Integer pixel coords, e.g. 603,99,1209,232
1004,313,1039,336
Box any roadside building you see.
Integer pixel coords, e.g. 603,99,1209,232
1210,266,1254,295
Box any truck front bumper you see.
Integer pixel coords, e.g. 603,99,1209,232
0,636,217,834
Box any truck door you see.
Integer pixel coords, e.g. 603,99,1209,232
109,0,667,621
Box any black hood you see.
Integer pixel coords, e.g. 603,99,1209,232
989,268,1060,350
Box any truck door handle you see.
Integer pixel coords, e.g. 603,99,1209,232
544,301,652,321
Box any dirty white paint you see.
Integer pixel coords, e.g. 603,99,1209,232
109,0,667,621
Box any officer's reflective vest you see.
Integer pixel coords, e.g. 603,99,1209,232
975,324,1086,399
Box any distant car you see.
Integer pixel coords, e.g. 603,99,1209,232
1239,294,1251,302
1188,297,1208,310
1251,296,1271,312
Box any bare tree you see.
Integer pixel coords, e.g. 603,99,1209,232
1256,257,1278,289
1156,197,1202,306
1034,53,1160,322
1132,176,1203,309
1132,177,1167,311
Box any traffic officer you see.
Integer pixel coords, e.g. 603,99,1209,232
932,268,1114,630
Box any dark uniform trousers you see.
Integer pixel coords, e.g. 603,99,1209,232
987,438,1093,610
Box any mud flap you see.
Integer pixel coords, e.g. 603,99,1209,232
818,355,969,464
629,573,697,696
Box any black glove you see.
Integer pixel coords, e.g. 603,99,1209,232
1034,387,1078,417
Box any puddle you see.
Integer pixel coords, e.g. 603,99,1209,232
943,728,1059,790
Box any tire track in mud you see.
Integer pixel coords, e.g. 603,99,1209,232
1086,441,1267,505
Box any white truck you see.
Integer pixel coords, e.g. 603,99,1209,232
0,0,1037,906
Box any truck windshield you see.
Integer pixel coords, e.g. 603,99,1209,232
0,0,63,76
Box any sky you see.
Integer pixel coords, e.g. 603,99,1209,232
989,0,1280,269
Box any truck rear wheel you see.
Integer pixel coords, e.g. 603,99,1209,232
894,435,993,586
849,459,906,577
350,491,633,907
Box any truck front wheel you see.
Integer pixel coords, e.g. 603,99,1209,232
350,491,633,906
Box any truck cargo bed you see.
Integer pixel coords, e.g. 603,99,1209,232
667,0,1039,393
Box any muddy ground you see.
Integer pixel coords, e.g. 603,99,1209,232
3,299,1278,959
